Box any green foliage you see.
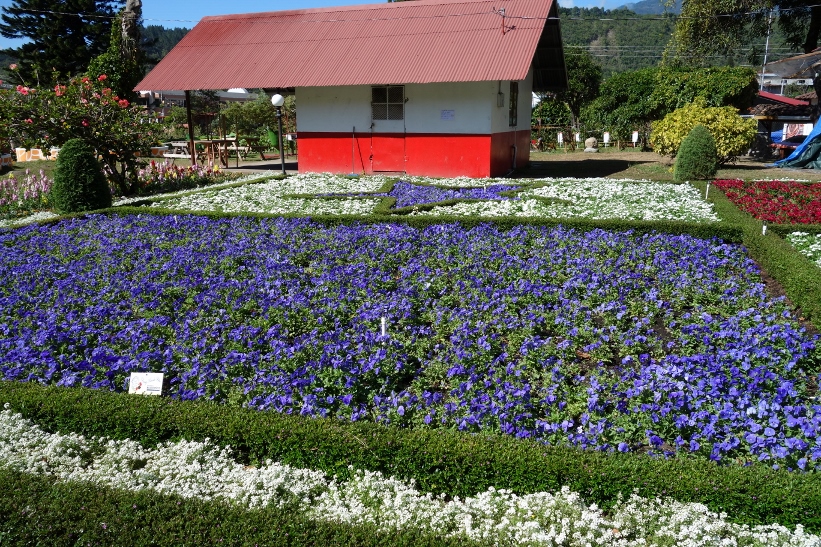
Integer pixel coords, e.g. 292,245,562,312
554,49,602,125
87,10,146,102
50,138,112,213
0,0,120,84
673,125,718,181
650,100,757,163
580,67,659,141
2,381,821,532
220,92,296,142
559,7,677,76
140,25,188,65
668,0,819,66
581,66,758,144
651,66,759,112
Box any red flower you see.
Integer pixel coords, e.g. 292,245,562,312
98,74,107,81
16,85,28,95
118,99,129,108
54,84,66,96
24,118,33,124
713,179,821,224
81,77,89,83
9,63,17,70
82,119,89,127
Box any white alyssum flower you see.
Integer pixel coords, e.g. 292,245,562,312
144,172,387,215
412,178,718,222
1,407,819,546
112,172,278,207
787,231,821,268
0,210,60,229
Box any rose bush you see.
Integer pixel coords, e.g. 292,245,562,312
1,65,163,196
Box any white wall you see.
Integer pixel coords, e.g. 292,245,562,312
297,79,531,135
490,67,534,134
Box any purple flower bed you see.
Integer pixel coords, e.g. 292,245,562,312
1,215,819,469
324,180,520,208
388,181,520,209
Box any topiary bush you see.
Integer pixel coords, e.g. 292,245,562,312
50,138,112,213
673,124,718,181
650,99,757,164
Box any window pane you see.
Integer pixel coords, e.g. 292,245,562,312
388,104,404,120
387,86,404,104
372,87,387,103
372,103,388,120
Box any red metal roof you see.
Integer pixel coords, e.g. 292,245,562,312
758,90,809,106
136,0,565,92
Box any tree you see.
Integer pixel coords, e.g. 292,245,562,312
580,67,659,143
0,0,122,84
87,0,145,101
667,0,821,113
552,49,602,129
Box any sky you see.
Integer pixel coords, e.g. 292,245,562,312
0,0,623,51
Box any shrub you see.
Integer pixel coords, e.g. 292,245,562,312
673,124,718,181
650,99,757,163
50,139,112,213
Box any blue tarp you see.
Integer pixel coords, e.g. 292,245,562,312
775,122,821,168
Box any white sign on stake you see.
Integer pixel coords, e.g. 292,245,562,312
705,182,710,199
128,372,164,396
381,316,387,337
762,224,767,236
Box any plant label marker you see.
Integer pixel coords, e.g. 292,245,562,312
762,224,767,236
128,372,164,395
381,316,387,337
705,182,709,199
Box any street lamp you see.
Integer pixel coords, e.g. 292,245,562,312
270,94,286,175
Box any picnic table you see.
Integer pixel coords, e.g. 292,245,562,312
163,141,194,162
770,142,798,160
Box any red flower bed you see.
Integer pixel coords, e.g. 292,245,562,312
713,179,821,224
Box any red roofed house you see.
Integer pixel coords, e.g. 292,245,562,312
135,0,567,177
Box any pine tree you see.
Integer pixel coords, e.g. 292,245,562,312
0,0,121,84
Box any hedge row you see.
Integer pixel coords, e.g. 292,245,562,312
0,468,483,547
697,181,821,328
2,381,820,533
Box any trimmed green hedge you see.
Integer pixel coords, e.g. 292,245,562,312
2,382,821,532
0,468,483,547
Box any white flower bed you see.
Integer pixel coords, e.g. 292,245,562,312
144,173,387,215
412,178,719,222
1,407,817,546
787,232,821,268
0,210,59,229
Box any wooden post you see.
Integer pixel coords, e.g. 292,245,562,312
185,90,197,167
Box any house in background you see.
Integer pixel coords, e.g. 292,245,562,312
135,0,567,177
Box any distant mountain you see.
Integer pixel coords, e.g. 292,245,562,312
618,0,682,15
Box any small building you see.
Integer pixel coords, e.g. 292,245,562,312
135,0,567,177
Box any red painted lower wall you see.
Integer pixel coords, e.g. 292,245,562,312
298,131,529,178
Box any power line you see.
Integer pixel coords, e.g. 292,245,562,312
3,3,821,27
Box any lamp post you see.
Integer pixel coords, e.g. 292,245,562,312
271,94,286,175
